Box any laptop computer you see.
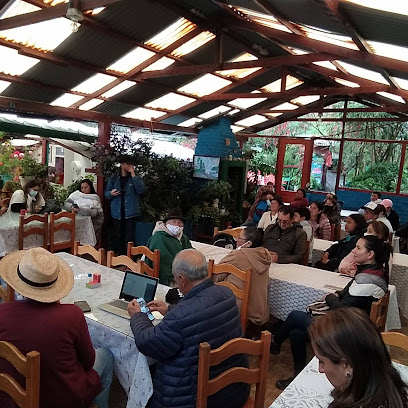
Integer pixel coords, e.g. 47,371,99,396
99,270,159,319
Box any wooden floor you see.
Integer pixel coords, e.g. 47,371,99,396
109,314,408,408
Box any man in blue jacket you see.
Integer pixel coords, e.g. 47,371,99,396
104,155,145,254
128,249,250,408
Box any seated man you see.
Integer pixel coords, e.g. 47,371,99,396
263,205,307,264
293,206,313,264
358,191,382,214
146,208,192,285
363,203,393,233
382,199,400,231
128,249,250,408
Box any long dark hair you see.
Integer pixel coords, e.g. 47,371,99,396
310,201,323,224
78,179,96,194
309,308,408,408
348,214,367,236
359,235,392,285
23,179,40,197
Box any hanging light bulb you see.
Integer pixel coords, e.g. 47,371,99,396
66,0,83,33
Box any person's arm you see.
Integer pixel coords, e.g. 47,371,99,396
10,202,26,212
104,176,115,200
64,196,75,212
75,309,96,370
278,230,307,264
258,213,268,230
321,219,331,241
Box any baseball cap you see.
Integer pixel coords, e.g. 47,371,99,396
364,202,377,211
382,199,393,209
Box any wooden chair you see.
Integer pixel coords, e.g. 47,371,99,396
106,251,140,272
213,227,244,239
0,341,40,408
196,330,271,408
74,241,106,265
0,283,15,303
127,242,160,278
49,211,76,253
302,240,310,266
208,259,251,335
381,332,408,352
2,197,10,207
18,213,48,250
370,291,390,332
330,224,341,241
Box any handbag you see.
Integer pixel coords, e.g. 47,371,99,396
306,300,330,316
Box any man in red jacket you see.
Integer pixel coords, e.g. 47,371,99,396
0,247,113,408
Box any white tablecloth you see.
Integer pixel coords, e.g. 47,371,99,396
0,211,96,254
59,253,168,408
270,356,408,408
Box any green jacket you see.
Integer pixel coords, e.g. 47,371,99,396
146,228,192,285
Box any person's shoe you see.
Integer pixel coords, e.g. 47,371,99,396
269,336,281,355
276,377,295,390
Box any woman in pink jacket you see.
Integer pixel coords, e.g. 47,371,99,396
309,201,331,240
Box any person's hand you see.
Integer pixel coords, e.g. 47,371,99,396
147,300,168,316
127,299,141,317
269,251,279,263
321,252,329,264
128,164,136,177
34,206,42,213
72,207,78,213
111,189,121,197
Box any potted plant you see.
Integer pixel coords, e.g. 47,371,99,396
0,141,20,188
17,150,48,187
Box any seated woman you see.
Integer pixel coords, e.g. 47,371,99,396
9,180,45,214
315,214,367,272
243,189,273,227
309,308,408,408
216,227,271,326
0,247,113,408
271,235,391,390
147,208,192,285
291,188,308,208
339,220,392,277
64,179,104,243
322,196,341,226
308,201,331,240
257,195,283,231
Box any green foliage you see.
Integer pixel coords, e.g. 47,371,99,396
350,162,398,192
197,180,232,205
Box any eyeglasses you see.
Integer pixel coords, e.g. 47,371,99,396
278,219,291,226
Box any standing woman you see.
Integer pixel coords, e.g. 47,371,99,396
258,195,283,231
9,179,45,214
309,201,331,240
309,308,408,408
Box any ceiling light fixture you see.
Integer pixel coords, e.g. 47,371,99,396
66,0,83,33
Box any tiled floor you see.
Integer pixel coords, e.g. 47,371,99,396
109,314,408,408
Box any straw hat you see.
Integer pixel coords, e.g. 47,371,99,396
0,247,74,303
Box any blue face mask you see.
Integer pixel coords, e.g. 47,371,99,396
266,200,271,206
29,189,38,198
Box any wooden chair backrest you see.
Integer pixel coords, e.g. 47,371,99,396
127,242,160,278
49,211,76,253
381,332,408,352
196,331,271,408
208,259,251,335
0,341,40,408
18,213,48,250
330,224,341,241
302,240,310,266
370,291,390,332
213,227,243,239
106,251,139,272
73,241,105,265
0,283,15,303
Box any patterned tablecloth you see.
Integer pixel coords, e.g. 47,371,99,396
270,356,408,408
0,211,96,253
58,253,169,408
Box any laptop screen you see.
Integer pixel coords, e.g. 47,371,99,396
120,270,159,302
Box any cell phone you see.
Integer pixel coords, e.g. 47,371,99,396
136,297,155,321
74,301,91,313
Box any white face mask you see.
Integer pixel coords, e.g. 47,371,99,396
29,189,38,198
166,224,183,236
364,232,373,236
266,200,271,206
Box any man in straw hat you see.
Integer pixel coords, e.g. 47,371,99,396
0,247,113,408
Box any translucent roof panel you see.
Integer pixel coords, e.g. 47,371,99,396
313,61,338,70
335,61,389,84
142,57,175,72
376,92,405,104
107,47,155,74
262,75,304,92
145,92,195,111
393,77,408,91
231,6,292,32
228,94,267,109
177,117,203,127
298,24,359,50
368,41,408,64
101,81,136,98
231,125,245,133
217,52,262,79
291,95,321,105
171,31,215,58
0,80,11,94
264,112,282,118
78,99,104,111
86,7,105,15
345,1,408,17
1,1,40,18
198,105,231,120
287,47,309,55
334,77,360,88
0,45,39,75
178,74,232,97
269,102,299,115
123,107,167,120
50,93,83,107
42,1,67,5
145,18,196,51
71,73,117,94
235,114,268,127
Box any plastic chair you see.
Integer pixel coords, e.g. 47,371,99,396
106,251,140,272
74,241,106,265
49,211,76,253
0,341,40,408
196,331,271,408
208,259,251,335
127,242,160,278
370,291,390,332
19,213,48,250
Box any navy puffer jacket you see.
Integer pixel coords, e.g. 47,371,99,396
130,279,249,408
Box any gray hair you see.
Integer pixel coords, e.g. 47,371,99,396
172,249,208,281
